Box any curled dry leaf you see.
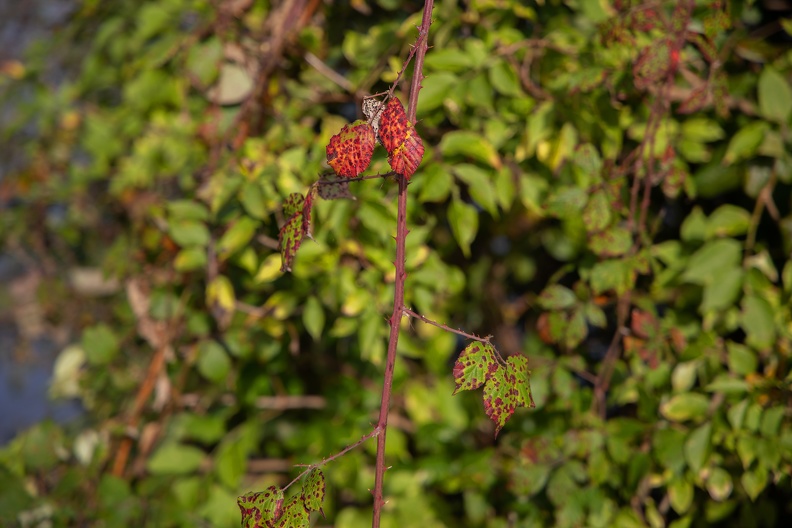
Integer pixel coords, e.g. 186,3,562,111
378,97,424,178
326,120,375,178
362,97,385,137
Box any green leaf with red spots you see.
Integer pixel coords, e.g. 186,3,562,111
237,485,284,528
453,342,497,394
301,469,326,517
483,363,518,437
453,341,534,436
279,192,315,272
633,41,672,90
508,355,535,410
275,496,309,528
378,97,424,178
326,120,375,178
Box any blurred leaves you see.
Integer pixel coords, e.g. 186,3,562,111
1,0,792,527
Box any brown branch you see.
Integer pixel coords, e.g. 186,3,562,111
111,279,174,477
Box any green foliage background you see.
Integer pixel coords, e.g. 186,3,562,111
2,0,792,526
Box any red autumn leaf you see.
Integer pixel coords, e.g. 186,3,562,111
378,97,424,178
326,120,375,178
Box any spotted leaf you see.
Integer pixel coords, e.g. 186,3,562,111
378,97,424,178
301,469,326,517
237,485,284,528
326,120,375,178
453,342,497,394
275,496,309,528
317,174,355,200
507,355,535,410
278,192,315,272
483,362,519,437
633,41,672,90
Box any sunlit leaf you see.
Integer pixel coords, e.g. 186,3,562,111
453,342,496,394
237,486,284,528
326,120,375,178
378,97,424,178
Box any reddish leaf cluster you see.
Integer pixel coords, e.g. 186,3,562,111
453,342,535,436
325,96,424,180
238,469,326,528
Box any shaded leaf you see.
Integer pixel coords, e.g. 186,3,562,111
147,443,205,475
723,121,769,165
758,66,792,123
661,393,710,422
582,190,611,232
684,422,712,472
217,217,258,260
82,324,119,366
439,130,501,168
448,200,478,257
538,284,577,310
681,238,741,284
317,175,355,200
589,226,632,257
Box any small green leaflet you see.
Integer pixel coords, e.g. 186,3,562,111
452,342,535,436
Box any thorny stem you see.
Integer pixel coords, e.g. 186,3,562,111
372,2,433,527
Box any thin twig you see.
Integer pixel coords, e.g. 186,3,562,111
305,51,354,92
283,429,380,492
403,308,492,344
